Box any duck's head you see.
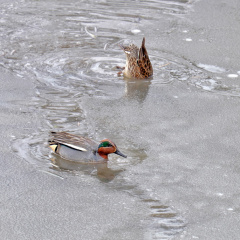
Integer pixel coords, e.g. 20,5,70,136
97,139,127,160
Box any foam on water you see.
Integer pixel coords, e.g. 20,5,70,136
197,63,226,73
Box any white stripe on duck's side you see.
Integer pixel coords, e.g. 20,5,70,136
49,143,87,152
62,143,88,152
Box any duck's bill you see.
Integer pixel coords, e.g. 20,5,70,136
115,149,127,158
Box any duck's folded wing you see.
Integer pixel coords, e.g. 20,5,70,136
49,132,98,152
138,37,153,78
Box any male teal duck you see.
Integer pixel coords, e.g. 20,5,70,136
120,37,153,79
49,131,127,163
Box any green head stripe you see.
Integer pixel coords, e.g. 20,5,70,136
99,141,112,148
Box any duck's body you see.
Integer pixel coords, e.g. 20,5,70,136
121,37,153,79
49,131,127,163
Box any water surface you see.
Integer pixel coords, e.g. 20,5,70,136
1,0,240,239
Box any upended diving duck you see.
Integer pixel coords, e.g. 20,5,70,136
119,37,153,79
49,131,127,163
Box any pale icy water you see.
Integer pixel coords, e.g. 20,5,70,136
1,0,240,239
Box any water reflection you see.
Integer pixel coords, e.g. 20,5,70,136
124,78,152,103
51,155,122,182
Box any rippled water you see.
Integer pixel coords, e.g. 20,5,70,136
1,0,240,239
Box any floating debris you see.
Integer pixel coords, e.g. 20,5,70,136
227,74,238,78
85,26,96,38
131,29,141,34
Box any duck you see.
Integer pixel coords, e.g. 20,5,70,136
49,131,127,163
119,37,153,79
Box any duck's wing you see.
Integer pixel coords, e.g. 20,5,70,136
49,131,98,152
138,37,153,78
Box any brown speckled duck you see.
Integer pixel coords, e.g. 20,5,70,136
120,37,153,79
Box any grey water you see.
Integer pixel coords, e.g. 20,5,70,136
1,0,240,239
